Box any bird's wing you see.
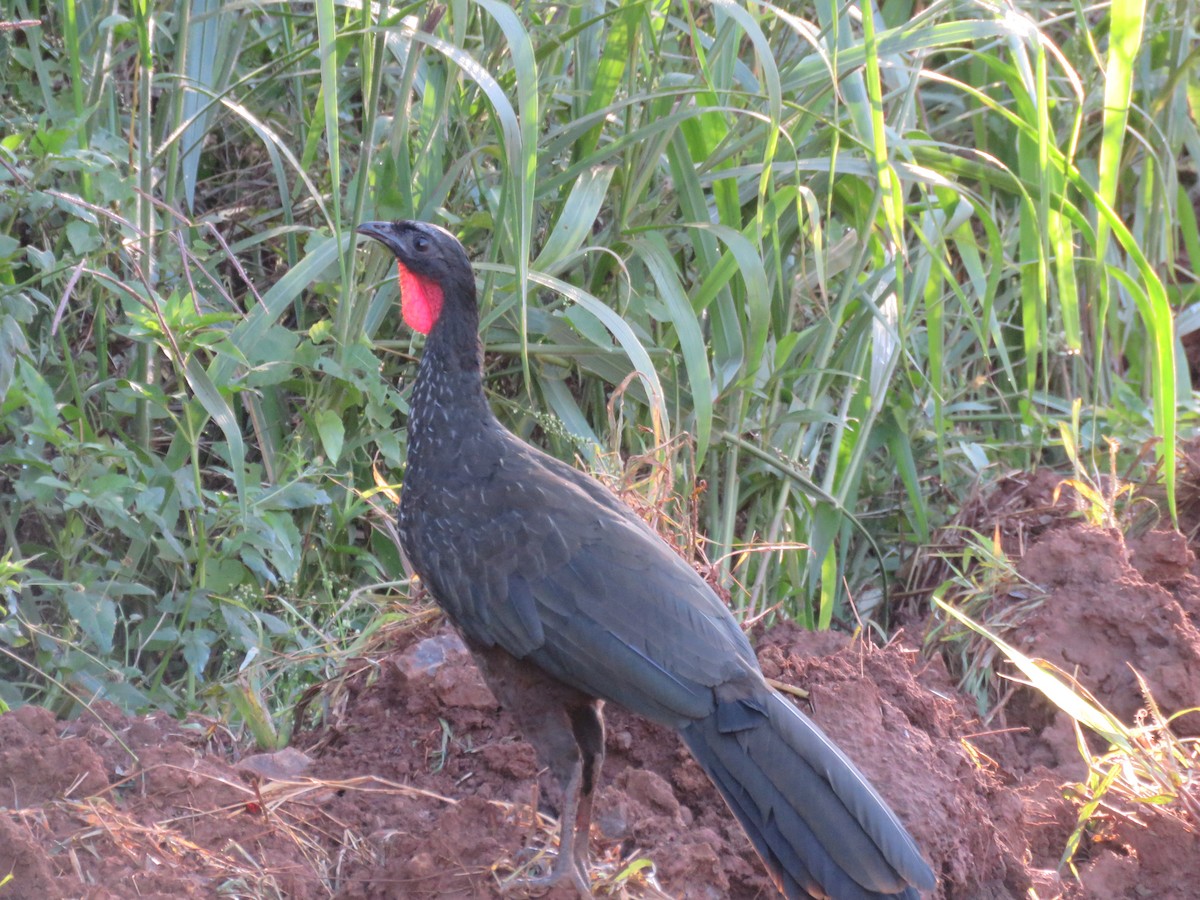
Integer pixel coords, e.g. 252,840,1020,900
403,432,761,726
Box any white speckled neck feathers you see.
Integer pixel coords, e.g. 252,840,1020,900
404,329,492,464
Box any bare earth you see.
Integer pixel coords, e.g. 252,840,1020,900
2,496,1199,898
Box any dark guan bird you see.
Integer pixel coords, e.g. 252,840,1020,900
357,219,936,899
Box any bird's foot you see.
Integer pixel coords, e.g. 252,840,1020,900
499,847,592,898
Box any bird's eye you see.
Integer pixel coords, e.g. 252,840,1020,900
414,235,431,252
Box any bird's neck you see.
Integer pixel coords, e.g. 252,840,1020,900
405,304,494,466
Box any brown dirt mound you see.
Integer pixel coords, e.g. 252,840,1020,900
976,524,1200,899
0,518,1197,899
0,703,322,898
1007,526,1200,751
316,621,1056,899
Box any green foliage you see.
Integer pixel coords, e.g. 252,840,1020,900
0,0,1194,727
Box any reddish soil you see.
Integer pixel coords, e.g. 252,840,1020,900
1,510,1198,898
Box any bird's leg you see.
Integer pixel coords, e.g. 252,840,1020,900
548,763,592,895
501,761,591,897
569,703,605,874
467,648,603,898
572,778,597,875
501,702,605,898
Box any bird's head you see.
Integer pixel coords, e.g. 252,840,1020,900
357,220,474,335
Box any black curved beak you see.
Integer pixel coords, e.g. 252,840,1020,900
356,221,403,255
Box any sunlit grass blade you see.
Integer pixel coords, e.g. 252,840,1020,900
934,593,1130,749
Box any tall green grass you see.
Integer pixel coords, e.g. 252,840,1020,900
0,0,1193,722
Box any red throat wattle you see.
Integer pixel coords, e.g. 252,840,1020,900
397,261,444,335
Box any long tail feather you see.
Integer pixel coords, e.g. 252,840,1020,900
681,689,935,899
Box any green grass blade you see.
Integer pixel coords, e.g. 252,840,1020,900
633,233,713,461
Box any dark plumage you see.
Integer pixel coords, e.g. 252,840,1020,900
357,219,936,899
